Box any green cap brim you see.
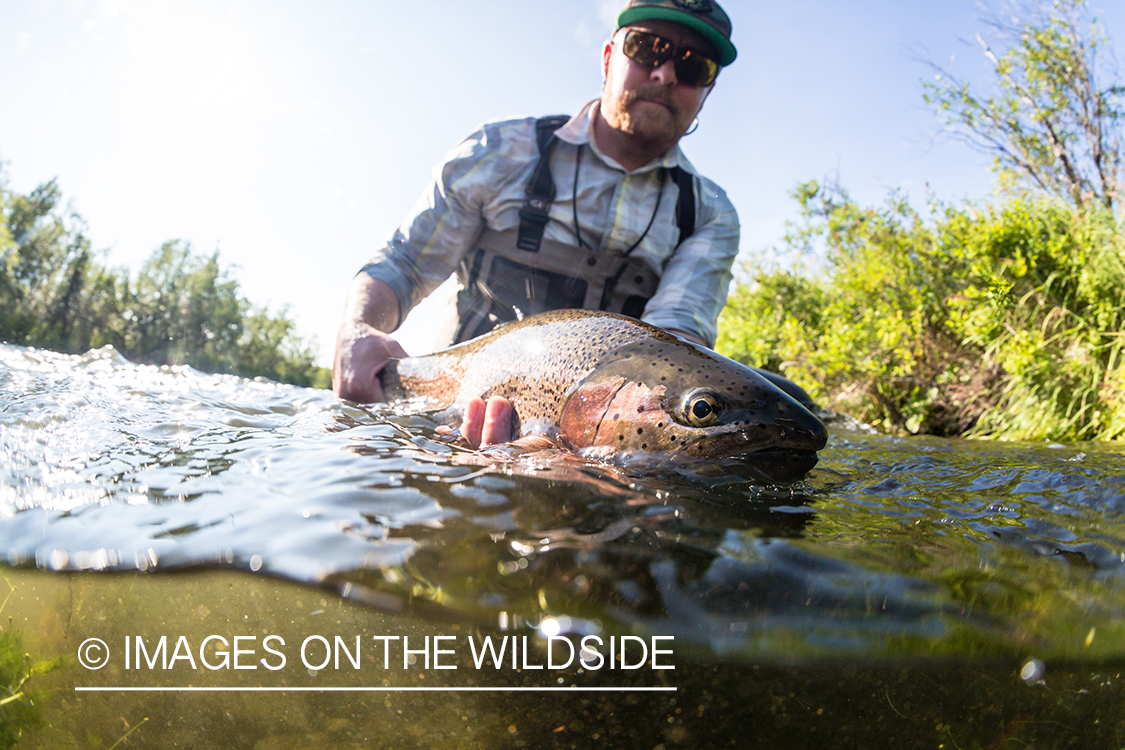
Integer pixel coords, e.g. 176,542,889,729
617,7,737,66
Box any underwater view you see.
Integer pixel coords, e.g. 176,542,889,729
1,341,1124,748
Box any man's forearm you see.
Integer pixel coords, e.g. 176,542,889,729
342,273,401,333
333,273,409,401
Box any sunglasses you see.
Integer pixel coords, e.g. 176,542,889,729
620,29,720,88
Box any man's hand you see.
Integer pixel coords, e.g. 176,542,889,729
333,274,408,402
460,395,514,448
333,321,408,402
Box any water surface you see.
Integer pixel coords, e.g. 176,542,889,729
2,343,1124,747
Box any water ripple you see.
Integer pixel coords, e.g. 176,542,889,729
2,343,1125,658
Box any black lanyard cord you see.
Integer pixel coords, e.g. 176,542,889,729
571,144,667,259
572,145,592,251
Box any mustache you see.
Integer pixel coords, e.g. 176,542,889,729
622,86,677,112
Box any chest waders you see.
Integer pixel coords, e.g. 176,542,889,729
446,115,697,346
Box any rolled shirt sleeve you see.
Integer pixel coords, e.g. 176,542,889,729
359,120,534,330
640,177,739,348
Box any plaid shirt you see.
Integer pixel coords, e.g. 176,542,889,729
362,100,740,347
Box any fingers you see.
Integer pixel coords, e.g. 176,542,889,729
384,338,408,360
367,373,387,402
332,322,407,402
335,358,385,402
480,396,514,448
459,396,514,449
461,397,486,448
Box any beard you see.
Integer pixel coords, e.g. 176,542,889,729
601,85,686,154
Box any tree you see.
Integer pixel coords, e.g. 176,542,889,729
0,173,330,388
238,306,325,387
124,241,244,370
0,178,93,348
923,0,1124,213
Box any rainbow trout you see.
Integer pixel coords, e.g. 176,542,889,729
380,310,827,481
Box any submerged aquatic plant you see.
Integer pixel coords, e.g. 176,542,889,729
0,624,56,749
717,181,1125,441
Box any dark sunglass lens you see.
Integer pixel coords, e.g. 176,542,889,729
676,51,719,87
624,31,670,68
623,30,718,85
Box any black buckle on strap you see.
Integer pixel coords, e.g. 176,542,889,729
516,197,553,252
515,115,569,253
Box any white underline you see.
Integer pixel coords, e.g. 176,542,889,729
75,686,676,692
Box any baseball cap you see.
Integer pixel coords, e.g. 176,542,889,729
616,0,737,66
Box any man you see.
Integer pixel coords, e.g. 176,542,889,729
333,0,739,447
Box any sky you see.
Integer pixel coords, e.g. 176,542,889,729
2,0,1123,364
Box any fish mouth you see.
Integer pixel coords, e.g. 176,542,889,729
738,448,820,483
678,433,821,483
679,414,826,482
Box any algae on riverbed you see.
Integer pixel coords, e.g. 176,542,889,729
0,568,1121,750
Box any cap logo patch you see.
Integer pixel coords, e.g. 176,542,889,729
673,0,713,13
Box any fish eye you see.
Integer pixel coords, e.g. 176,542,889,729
679,389,723,427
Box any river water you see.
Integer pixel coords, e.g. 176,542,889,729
1,342,1123,748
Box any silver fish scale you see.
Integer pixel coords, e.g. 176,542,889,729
389,311,662,425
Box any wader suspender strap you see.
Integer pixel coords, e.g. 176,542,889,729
516,115,697,253
516,115,571,252
669,166,695,248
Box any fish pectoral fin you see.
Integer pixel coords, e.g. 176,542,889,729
480,435,566,460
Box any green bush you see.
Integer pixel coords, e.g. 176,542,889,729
717,181,1125,441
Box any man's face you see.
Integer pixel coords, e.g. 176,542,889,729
600,19,717,155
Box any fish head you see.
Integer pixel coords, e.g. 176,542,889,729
558,336,827,482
